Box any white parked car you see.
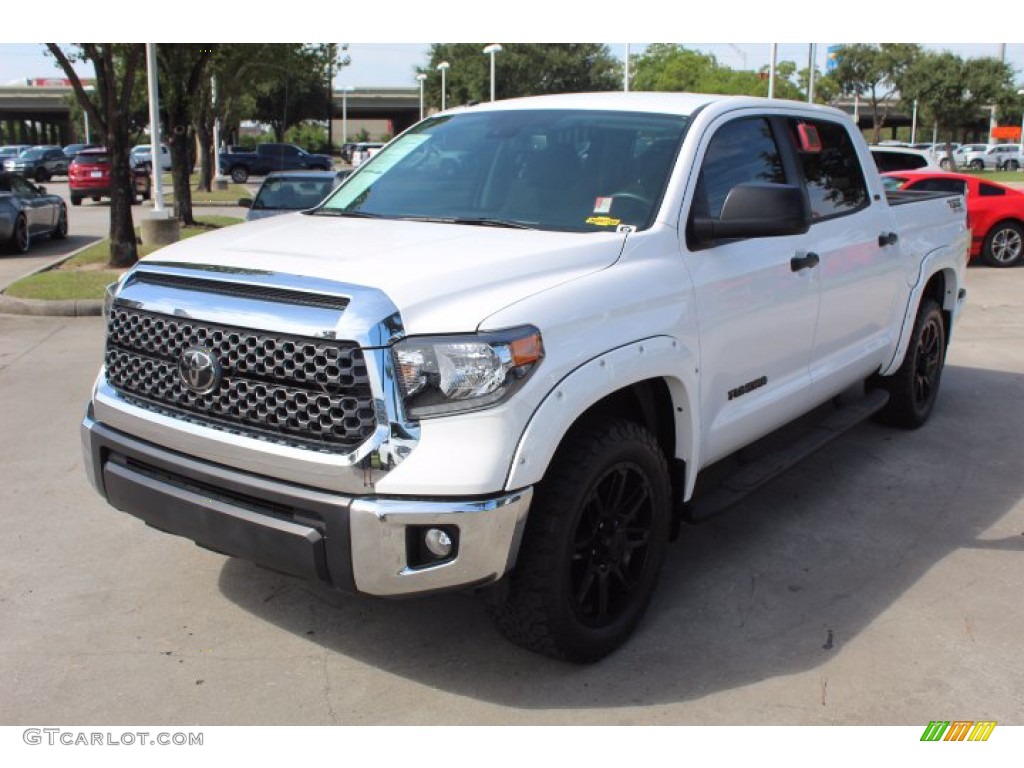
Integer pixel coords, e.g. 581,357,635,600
130,144,172,172
868,146,938,173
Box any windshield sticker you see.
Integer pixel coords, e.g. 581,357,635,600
586,216,621,227
594,197,614,214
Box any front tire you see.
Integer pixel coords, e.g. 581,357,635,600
51,205,68,240
489,419,671,662
982,221,1024,267
35,167,50,183
874,298,946,429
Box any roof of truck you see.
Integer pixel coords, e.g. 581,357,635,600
443,91,849,122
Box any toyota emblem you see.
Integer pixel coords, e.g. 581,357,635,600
178,347,222,395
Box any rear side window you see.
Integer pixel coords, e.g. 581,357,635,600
871,150,929,173
693,117,785,219
979,183,1006,197
789,118,868,219
907,178,967,195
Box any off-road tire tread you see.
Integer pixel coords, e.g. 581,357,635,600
488,419,669,663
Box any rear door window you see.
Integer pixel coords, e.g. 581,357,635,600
788,118,868,219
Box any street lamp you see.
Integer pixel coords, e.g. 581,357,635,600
416,73,427,120
340,85,354,147
1017,89,1024,169
483,44,502,102
437,61,450,111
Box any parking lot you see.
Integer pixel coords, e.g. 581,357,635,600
0,213,1022,725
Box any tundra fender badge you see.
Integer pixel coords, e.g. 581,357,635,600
728,376,767,401
178,347,222,395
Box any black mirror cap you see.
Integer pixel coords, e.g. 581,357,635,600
238,198,252,208
692,182,810,245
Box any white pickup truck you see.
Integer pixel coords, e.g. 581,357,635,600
82,93,969,662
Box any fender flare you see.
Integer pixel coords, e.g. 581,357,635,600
504,336,701,498
880,242,966,377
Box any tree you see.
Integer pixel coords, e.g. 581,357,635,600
419,44,620,109
631,45,804,100
157,44,215,225
45,43,145,268
831,43,920,143
251,46,334,141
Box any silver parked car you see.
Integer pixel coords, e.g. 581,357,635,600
238,170,351,221
0,171,68,253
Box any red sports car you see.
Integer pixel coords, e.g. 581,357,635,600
882,170,1023,267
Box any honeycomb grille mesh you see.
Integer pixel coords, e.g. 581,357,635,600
104,306,377,452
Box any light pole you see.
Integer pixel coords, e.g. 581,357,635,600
483,44,501,102
416,73,427,120
145,43,166,217
1017,89,1024,169
341,86,354,147
437,61,450,111
768,43,778,99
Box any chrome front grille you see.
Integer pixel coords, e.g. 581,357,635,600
104,306,377,453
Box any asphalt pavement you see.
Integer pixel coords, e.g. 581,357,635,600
0,259,1021,726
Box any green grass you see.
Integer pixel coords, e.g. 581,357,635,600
4,269,123,301
4,216,244,302
156,175,252,205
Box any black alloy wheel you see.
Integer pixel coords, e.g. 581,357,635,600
489,419,671,662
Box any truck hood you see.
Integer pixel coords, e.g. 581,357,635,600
142,212,627,334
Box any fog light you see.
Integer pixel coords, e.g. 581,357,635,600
424,528,453,559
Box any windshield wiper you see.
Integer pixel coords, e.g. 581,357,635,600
308,208,384,218
427,216,537,230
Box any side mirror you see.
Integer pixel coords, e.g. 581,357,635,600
691,182,810,245
238,198,252,208
35,185,46,195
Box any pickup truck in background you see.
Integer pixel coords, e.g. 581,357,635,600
83,93,969,662
218,143,333,183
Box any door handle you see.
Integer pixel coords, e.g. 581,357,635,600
878,231,899,247
790,252,820,272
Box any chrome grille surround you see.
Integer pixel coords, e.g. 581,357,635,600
92,262,419,494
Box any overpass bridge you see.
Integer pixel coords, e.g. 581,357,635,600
0,84,421,147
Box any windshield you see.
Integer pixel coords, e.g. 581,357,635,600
20,149,44,159
317,109,689,233
253,177,336,210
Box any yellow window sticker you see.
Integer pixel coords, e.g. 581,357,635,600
586,216,622,227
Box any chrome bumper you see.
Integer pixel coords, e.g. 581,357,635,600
82,413,531,597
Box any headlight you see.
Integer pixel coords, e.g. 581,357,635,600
392,326,544,419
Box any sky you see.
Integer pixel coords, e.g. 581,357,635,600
1,1,1019,89
3,42,1023,91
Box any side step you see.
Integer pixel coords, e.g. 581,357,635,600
682,388,890,524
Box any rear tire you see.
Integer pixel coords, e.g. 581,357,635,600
1007,159,1021,172
35,167,50,183
874,298,946,429
970,159,984,171
230,166,249,184
70,195,82,207
489,419,671,662
982,221,1024,267
8,214,30,254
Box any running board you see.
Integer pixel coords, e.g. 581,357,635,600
682,388,890,524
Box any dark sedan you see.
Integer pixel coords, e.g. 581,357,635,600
3,146,70,182
0,172,67,253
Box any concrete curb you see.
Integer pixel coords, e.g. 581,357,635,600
0,294,103,316
0,240,106,317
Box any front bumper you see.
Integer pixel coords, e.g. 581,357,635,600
82,413,532,597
